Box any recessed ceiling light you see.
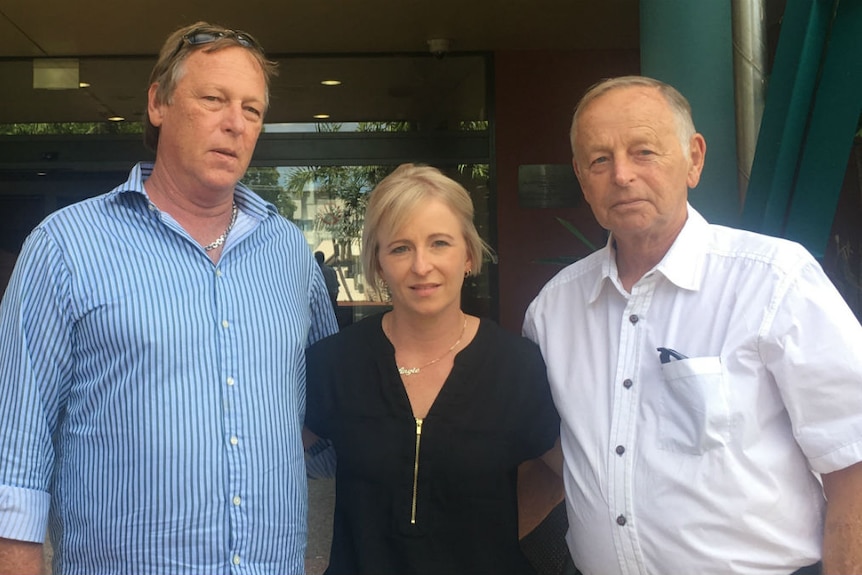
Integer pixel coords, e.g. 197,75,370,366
79,81,90,88
313,114,330,119
320,80,341,86
107,116,125,122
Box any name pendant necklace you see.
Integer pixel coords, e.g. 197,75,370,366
397,314,467,376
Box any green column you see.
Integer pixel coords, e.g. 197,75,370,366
640,0,740,226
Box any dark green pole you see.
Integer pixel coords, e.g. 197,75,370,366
640,0,741,227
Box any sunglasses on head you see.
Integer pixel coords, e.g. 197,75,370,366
176,28,264,56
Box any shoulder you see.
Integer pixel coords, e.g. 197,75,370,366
705,224,817,277
308,313,383,359
234,183,307,237
528,247,607,310
549,247,606,284
30,193,122,248
260,209,308,242
475,318,545,363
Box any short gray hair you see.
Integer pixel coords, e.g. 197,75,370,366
570,75,696,155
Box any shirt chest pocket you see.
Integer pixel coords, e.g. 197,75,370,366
657,356,731,455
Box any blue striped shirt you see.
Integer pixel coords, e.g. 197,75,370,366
0,162,338,575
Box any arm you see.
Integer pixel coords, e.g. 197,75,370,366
518,438,564,539
0,538,43,575
308,260,339,345
303,341,337,479
302,426,321,451
540,436,564,478
821,461,862,574
302,426,337,480
0,231,69,567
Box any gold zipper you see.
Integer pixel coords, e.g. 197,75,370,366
411,417,423,524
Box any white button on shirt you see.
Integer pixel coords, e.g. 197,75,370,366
524,206,862,575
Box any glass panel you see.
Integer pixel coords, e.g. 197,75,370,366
0,122,144,136
0,54,486,133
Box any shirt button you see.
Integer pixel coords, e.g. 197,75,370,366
615,445,625,455
148,203,156,211
233,555,241,565
623,379,633,389
215,269,223,277
233,495,241,506
616,515,627,526
230,436,239,446
222,319,229,328
629,314,639,324
227,377,235,386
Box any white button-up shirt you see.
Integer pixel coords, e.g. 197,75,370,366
524,206,862,575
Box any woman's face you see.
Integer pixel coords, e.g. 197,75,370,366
376,197,471,318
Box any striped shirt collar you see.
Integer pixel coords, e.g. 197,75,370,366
107,161,277,221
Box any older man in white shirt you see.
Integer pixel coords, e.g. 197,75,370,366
524,75,862,575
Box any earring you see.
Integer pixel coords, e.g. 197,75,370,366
464,268,471,278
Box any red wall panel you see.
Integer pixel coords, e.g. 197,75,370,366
494,50,640,331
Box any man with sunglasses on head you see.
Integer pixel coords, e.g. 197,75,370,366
0,21,337,575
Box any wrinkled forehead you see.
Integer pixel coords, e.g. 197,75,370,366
576,87,679,141
179,47,267,93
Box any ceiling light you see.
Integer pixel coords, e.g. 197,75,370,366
33,58,79,90
320,80,341,86
427,38,451,58
107,116,125,122
79,82,90,88
313,114,330,119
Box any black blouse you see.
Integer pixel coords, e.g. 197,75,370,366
306,313,560,575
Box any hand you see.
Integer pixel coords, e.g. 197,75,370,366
0,538,44,575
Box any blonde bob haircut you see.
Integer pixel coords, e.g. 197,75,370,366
569,75,697,156
144,21,278,152
361,163,494,298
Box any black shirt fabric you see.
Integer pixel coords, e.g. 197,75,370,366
305,313,560,575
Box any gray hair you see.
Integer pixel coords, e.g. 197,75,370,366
570,75,696,155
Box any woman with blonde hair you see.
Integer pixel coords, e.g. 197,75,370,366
305,163,561,574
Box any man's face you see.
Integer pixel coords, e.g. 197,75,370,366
572,86,705,247
147,46,266,197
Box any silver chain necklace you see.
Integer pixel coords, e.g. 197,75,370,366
396,314,467,376
203,202,238,252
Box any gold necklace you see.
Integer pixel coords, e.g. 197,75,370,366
396,314,467,376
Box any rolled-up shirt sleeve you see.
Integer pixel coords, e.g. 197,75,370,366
0,228,73,541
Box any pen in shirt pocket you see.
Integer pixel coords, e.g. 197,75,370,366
657,347,688,364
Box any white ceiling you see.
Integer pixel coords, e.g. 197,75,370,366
0,0,640,125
